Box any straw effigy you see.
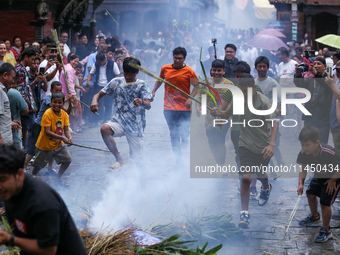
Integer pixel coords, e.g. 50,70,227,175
79,228,137,255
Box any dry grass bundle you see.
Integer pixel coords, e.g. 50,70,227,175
79,228,137,255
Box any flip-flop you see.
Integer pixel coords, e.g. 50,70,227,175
109,162,126,171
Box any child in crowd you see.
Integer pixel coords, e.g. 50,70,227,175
24,81,72,174
297,126,340,242
72,70,84,132
32,91,73,180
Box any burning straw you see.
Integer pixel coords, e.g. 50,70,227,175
79,228,136,255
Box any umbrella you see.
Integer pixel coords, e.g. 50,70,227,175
247,34,288,51
268,20,286,27
315,34,340,49
143,39,165,48
257,29,286,38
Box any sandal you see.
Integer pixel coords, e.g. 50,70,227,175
109,162,126,171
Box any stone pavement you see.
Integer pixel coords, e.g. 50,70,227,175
21,93,340,254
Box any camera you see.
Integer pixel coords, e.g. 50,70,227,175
303,50,315,59
211,38,217,44
296,63,309,74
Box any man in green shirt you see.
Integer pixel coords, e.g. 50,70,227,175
212,73,278,229
7,79,28,148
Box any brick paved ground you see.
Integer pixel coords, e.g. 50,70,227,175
17,89,340,254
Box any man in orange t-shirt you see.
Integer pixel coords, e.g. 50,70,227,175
152,47,198,164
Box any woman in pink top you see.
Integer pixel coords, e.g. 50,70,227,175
10,36,22,64
60,54,85,132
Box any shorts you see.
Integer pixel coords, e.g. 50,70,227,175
33,144,72,169
105,120,143,161
306,178,340,206
238,146,270,177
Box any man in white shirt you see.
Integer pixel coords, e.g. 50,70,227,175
277,47,297,87
83,44,108,125
59,32,70,58
144,41,159,73
84,43,108,85
277,47,299,138
39,43,61,100
87,53,120,124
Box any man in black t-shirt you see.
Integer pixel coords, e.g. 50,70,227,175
297,126,340,243
0,145,87,255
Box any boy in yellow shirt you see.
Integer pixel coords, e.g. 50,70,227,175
32,92,73,179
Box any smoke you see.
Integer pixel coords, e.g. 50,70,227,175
215,0,275,29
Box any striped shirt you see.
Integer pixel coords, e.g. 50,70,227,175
296,144,340,179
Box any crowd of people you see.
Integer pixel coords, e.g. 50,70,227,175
2,22,340,253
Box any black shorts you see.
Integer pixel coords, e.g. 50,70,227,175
238,146,270,177
306,178,340,206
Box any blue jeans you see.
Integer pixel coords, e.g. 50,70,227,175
164,110,191,162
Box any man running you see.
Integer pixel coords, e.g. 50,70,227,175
152,47,198,166
212,73,278,228
91,57,152,170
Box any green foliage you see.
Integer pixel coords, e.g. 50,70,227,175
136,233,222,255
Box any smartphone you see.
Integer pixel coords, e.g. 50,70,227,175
49,55,55,61
57,54,62,63
39,67,45,74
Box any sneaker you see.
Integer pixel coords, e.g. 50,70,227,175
258,183,272,206
250,186,257,199
238,211,250,229
30,156,35,163
315,227,333,243
299,213,321,226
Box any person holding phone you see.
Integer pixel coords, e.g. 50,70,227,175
294,57,333,143
29,56,47,112
38,43,61,101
